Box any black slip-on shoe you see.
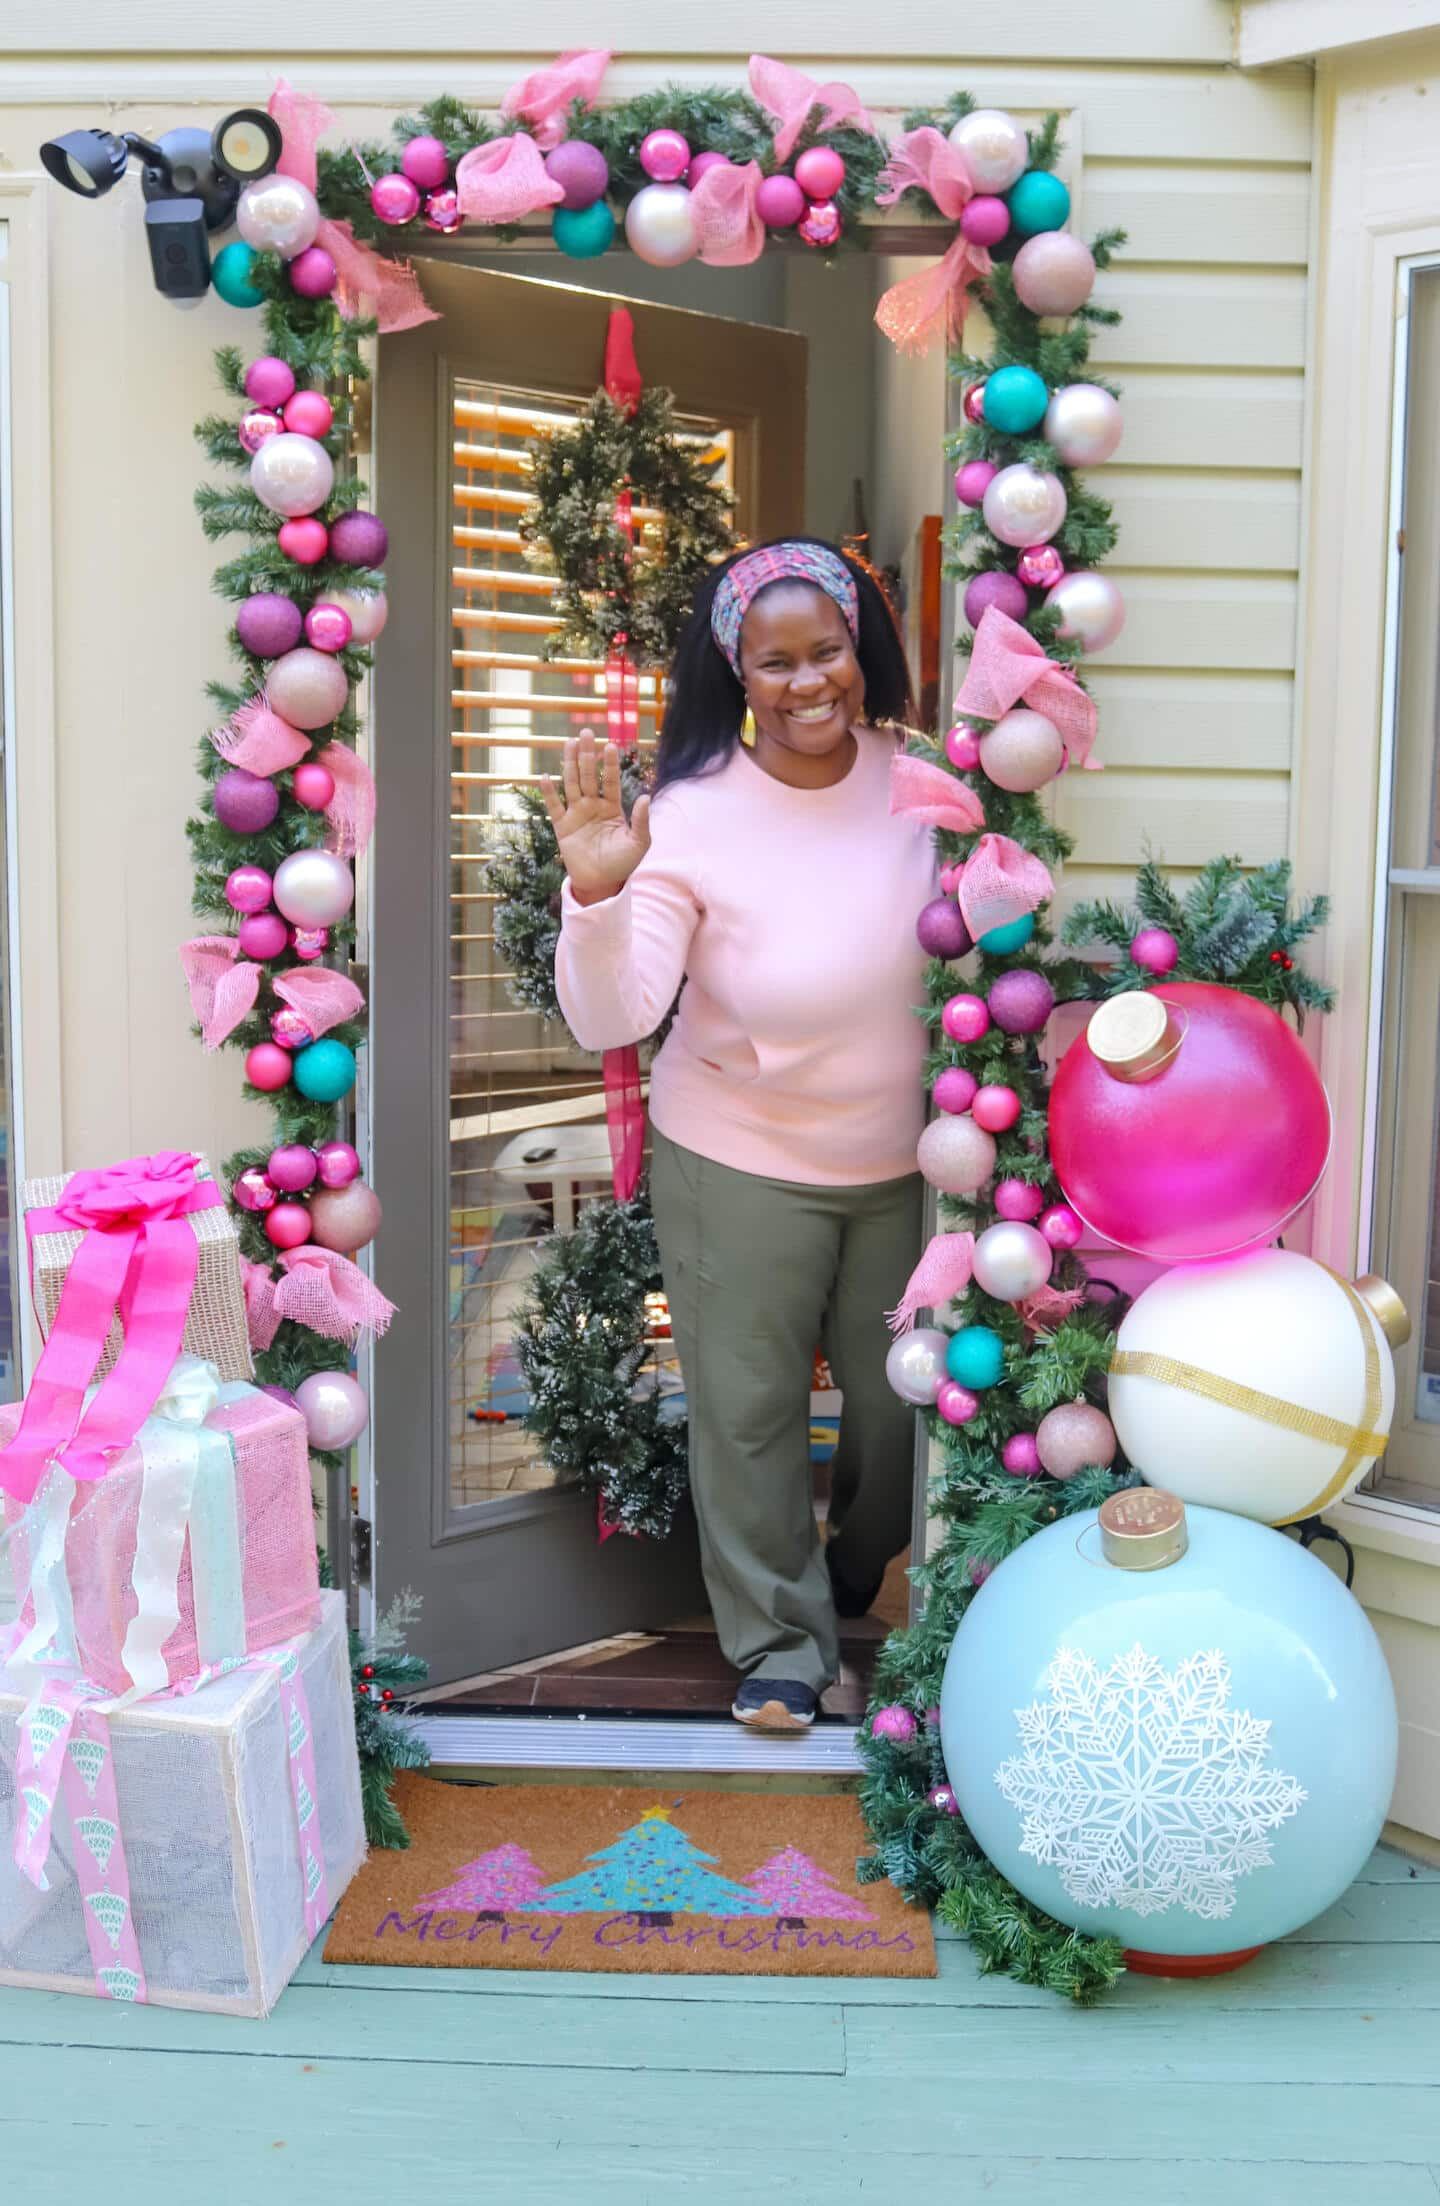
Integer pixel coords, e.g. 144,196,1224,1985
825,1542,884,1622
731,1677,819,1732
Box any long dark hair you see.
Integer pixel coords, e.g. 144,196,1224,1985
654,537,916,791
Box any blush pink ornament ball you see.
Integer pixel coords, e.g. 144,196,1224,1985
978,709,1065,794
963,569,1028,630
238,407,283,456
235,591,303,658
987,967,1056,1037
289,246,338,299
244,356,295,410
315,1139,362,1188
995,1177,1045,1221
640,128,690,182
1039,1203,1083,1249
917,1113,997,1196
278,517,328,566
245,1043,293,1093
1044,382,1123,468
972,1220,1052,1302
225,863,273,915
870,1704,917,1744
933,1066,979,1115
1035,1401,1117,1481
972,1083,1022,1133
273,848,355,928
1012,231,1097,317
917,897,973,959
795,146,845,199
267,646,349,730
267,1143,319,1193
945,720,984,770
941,992,991,1044
1044,570,1126,655
329,510,389,567
983,464,1068,549
371,172,421,225
303,601,353,654
544,139,610,209
232,1165,277,1213
1016,543,1065,590
250,433,334,520
757,173,805,227
1003,1432,1044,1478
687,150,730,186
936,1381,980,1427
307,1178,383,1254
960,194,1010,246
955,459,998,509
401,134,450,190
264,1201,313,1250
283,390,334,441
1132,926,1180,975
324,587,388,645
237,911,290,960
292,760,336,811
214,767,280,835
296,1371,370,1452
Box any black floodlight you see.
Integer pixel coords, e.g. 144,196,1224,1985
212,106,283,185
39,127,129,197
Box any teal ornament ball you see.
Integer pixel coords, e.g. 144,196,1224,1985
982,365,1050,437
945,1325,1006,1390
212,241,264,308
1006,169,1071,238
940,1502,1398,1964
552,201,616,258
292,1038,357,1103
977,913,1036,955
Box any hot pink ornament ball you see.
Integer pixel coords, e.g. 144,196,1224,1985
544,139,611,209
264,1201,313,1250
1039,1203,1083,1249
987,967,1056,1038
278,517,329,566
1002,1432,1044,1477
268,1142,319,1193
963,569,1029,631
232,1165,277,1213
870,1704,917,1744
271,1007,316,1051
289,246,338,299
424,189,462,235
945,721,984,771
371,172,421,225
757,173,806,228
1131,926,1180,975
928,1783,962,1815
936,1381,980,1428
962,382,988,424
1016,543,1065,591
291,926,330,962
292,760,337,810
401,133,451,190
315,1139,362,1188
214,767,280,835
639,128,690,182
238,407,283,456
941,992,991,1045
932,1066,979,1116
972,1083,1021,1133
954,460,998,510
245,1043,294,1093
687,150,731,186
244,356,296,410
225,864,273,915
283,389,334,440
329,510,389,568
237,911,290,960
960,194,1010,246
304,601,353,654
1035,1401,1117,1481
995,1177,1045,1221
794,146,845,199
235,591,303,658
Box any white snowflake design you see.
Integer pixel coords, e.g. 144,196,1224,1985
993,1643,1307,1921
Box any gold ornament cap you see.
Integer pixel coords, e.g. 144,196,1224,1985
1099,1487,1189,1571
1087,993,1185,1084
1355,1274,1412,1350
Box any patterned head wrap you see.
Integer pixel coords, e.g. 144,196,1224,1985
710,542,861,678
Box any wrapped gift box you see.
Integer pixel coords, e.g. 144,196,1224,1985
0,1591,364,2015
1,1373,321,1698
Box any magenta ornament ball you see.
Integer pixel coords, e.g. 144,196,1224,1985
232,1166,277,1214
292,761,336,811
962,382,988,425
960,194,1010,246
235,591,303,658
289,246,338,299
972,1084,1022,1134
1132,926,1180,976
987,968,1056,1038
271,1007,316,1051
941,992,991,1045
237,911,290,960
795,146,845,199
995,1177,1045,1222
624,183,698,266
1044,570,1126,655
424,188,462,235
983,464,1067,549
544,139,610,209
371,172,421,225
687,151,730,186
917,1113,997,1197
304,601,353,654
245,1043,294,1093
928,1783,962,1815
325,587,388,645
268,1143,319,1193
267,646,349,731
1044,382,1123,468
1002,1432,1044,1478
401,134,450,190
963,569,1029,630
250,433,334,520
945,721,984,771
933,1066,979,1116
1035,1401,1117,1481
291,926,329,962
283,390,334,441
1016,543,1065,591
329,510,389,568
225,864,273,915
955,460,998,509
1040,1203,1084,1249
308,1179,383,1254
972,1220,1052,1303
315,1139,362,1189
238,407,283,456
236,173,320,259
979,709,1065,794
917,897,973,960
273,848,355,928
757,173,805,228
936,1381,980,1428
1013,231,1097,317
244,355,296,409
278,517,328,566
639,128,690,183
214,767,280,835
265,1201,313,1251
296,1370,370,1451
871,1704,917,1744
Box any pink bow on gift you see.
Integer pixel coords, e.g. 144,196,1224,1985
210,694,310,778
691,160,766,267
242,1247,396,1351
455,133,564,225
748,54,873,164
501,48,612,150
317,742,376,860
179,942,365,1050
873,128,991,355
269,80,437,333
942,834,1055,940
890,750,987,836
888,1232,975,1335
954,608,1101,770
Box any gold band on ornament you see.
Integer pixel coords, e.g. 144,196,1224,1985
1110,1267,1384,1526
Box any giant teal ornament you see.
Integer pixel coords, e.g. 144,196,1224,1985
941,1493,1397,1975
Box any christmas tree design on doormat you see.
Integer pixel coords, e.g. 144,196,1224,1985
526,1804,772,1924
418,1844,545,1920
744,1847,877,1929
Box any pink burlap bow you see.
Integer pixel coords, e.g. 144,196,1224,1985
1018,1283,1087,1336
455,133,564,225
889,751,987,836
209,694,310,778
0,1153,221,1501
954,608,1100,770
873,127,991,355
179,938,263,1051
242,1247,395,1350
942,834,1055,940
317,741,377,860
501,48,612,150
272,966,366,1035
888,1232,975,1335
749,55,873,164
269,80,437,333
691,160,766,267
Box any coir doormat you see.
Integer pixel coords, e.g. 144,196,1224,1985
325,1773,935,1979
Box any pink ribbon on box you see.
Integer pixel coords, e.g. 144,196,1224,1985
748,54,873,164
180,938,263,1050
943,834,1055,940
691,160,766,266
888,1232,975,1335
209,695,310,778
318,741,377,860
241,1245,396,1348
955,607,1101,770
874,127,993,356
501,48,613,150
455,133,564,225
269,79,437,334
890,750,987,836
0,1153,221,1505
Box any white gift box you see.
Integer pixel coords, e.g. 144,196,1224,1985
0,1591,364,2016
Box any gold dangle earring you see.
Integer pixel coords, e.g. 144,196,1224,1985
740,703,757,748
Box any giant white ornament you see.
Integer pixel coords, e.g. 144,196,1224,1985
947,108,1029,194
1044,383,1124,468
325,587,389,646
982,464,1068,548
917,1113,997,1196
972,1221,1053,1303
250,433,335,520
272,848,355,929
1044,570,1126,655
1108,1248,1406,1525
624,183,698,267
295,1369,369,1451
235,173,321,260
886,1327,951,1407
266,645,349,730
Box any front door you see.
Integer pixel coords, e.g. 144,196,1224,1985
370,263,807,1685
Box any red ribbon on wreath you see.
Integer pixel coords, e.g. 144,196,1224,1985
599,307,646,1207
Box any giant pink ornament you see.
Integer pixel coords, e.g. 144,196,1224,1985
1044,570,1126,655
273,848,355,928
1048,982,1332,1261
250,433,335,520
324,587,388,645
1035,1401,1117,1481
266,646,349,730
917,1114,997,1196
296,1370,370,1451
972,1221,1053,1303
982,464,1067,548
236,173,320,259
624,183,698,266
1012,231,1097,317
308,1179,383,1254
978,710,1065,793
1044,382,1123,468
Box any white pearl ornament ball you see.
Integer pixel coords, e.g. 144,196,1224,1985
972,1221,1054,1304
947,108,1029,194
624,184,699,267
250,433,335,520
235,174,321,260
1044,383,1123,468
982,464,1068,549
1043,570,1126,655
886,1327,951,1407
295,1370,370,1452
272,848,356,929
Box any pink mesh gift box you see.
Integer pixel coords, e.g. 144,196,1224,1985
1,1362,320,1698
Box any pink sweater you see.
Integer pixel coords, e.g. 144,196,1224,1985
556,731,937,1186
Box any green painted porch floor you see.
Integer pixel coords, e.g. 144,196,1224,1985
5,1845,1440,2203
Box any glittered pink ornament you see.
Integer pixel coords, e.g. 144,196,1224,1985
544,139,610,209
292,760,337,810
795,146,845,199
916,898,973,960
245,1042,293,1093
960,195,1010,247
933,1066,978,1116
936,1381,980,1428
235,592,303,658
639,129,690,182
329,510,389,567
308,1178,383,1254
917,1114,996,1196
289,246,338,299
978,709,1065,794
278,517,328,566
282,390,334,441
927,1783,962,1815
1131,926,1180,975
797,199,842,249
232,1166,277,1214
756,173,805,228
963,570,1029,631
315,1139,362,1188
955,460,998,509
1016,543,1065,590
265,1202,313,1251
271,1007,316,1051
1035,1400,1117,1480
1012,231,1097,317
267,1143,319,1193
945,721,984,771
972,1084,1021,1133
941,993,990,1044
962,382,988,424
1002,1432,1044,1477
1039,1203,1083,1249
424,188,462,235
870,1704,917,1744
238,407,283,456
244,356,295,410
295,1371,370,1451
303,602,353,654
225,864,273,915
371,172,422,226
290,926,330,962
986,968,1056,1038
237,911,290,960
401,134,450,191
995,1179,1046,1222
214,767,279,835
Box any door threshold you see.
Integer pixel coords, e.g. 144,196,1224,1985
409,1709,863,1775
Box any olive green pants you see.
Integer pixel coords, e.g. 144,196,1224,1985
650,1130,923,1694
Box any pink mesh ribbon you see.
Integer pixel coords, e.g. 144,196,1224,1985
954,608,1101,770
501,48,612,150
1019,1283,1087,1336
209,694,310,777
0,1153,220,1503
945,834,1055,939
272,966,365,1040
873,126,993,355
748,54,873,164
318,741,376,860
269,79,437,333
876,126,976,224
272,1246,396,1344
890,750,987,835
691,160,766,267
179,938,262,1050
455,133,564,225
241,1256,283,1353
887,1232,975,1335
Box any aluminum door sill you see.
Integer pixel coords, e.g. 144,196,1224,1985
409,1710,863,1774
